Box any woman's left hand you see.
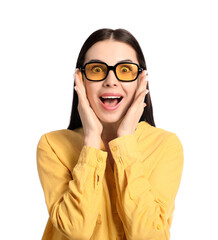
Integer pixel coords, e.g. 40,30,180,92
117,71,149,137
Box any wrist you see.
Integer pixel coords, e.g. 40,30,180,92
84,136,101,149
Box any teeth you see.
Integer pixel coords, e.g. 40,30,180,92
101,96,121,99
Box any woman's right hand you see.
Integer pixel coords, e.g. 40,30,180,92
74,69,103,149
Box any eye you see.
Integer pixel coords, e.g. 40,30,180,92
91,66,104,73
120,65,132,73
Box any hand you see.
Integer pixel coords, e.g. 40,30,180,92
117,70,149,137
74,69,103,148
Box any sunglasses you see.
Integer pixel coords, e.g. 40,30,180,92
80,61,145,82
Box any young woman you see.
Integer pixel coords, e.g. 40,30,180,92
37,28,184,240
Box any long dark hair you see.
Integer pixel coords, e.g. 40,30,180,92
67,28,155,130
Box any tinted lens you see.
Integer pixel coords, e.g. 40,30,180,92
116,63,138,81
85,63,107,80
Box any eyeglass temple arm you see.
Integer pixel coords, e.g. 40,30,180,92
139,66,146,72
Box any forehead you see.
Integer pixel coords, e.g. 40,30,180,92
84,40,138,65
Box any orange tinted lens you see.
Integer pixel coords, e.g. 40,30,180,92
85,63,107,80
116,63,138,81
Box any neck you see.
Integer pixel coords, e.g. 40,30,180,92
101,119,122,144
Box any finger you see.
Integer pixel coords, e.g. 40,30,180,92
132,82,149,109
134,88,149,106
127,90,148,117
139,71,148,89
134,71,148,100
77,69,87,95
74,70,80,89
138,70,148,91
74,69,84,89
74,69,87,99
144,70,149,81
74,86,83,107
74,76,88,105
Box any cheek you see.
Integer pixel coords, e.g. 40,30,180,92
133,80,140,96
124,82,138,99
84,80,99,107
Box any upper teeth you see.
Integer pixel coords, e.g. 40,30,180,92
101,96,121,99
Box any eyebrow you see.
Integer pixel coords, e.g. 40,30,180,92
87,59,134,64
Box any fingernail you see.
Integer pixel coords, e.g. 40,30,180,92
146,89,149,94
74,86,77,92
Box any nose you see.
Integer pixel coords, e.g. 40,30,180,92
103,70,119,87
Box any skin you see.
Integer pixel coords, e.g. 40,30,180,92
74,40,148,170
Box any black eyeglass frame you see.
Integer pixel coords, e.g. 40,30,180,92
80,61,145,82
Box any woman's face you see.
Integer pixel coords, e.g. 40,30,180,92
82,40,140,124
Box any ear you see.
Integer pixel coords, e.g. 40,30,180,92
77,69,83,82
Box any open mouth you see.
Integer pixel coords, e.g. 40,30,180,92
99,96,123,107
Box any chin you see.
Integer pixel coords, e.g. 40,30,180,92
97,111,125,125
101,118,121,124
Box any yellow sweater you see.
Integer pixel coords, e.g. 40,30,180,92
37,121,184,240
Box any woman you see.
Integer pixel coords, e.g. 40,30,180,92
37,28,184,240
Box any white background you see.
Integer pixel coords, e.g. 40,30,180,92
0,0,217,239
